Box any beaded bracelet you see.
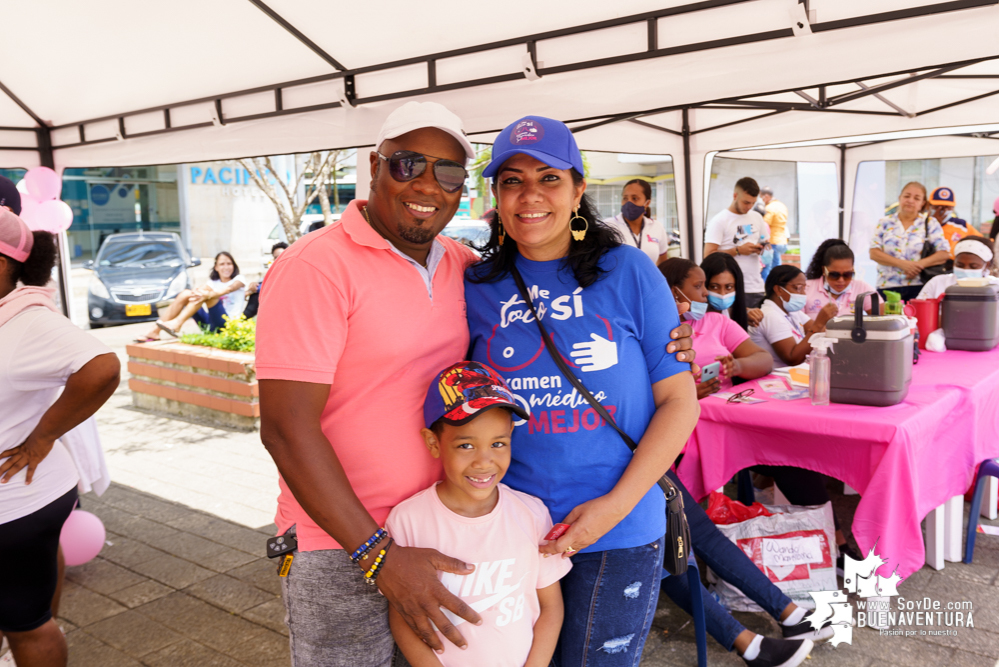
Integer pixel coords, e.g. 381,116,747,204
350,528,387,564
363,539,393,586
352,531,387,564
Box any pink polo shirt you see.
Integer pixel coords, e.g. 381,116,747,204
802,277,875,318
255,200,477,551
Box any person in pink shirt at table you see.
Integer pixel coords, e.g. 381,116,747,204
802,239,875,322
660,258,772,399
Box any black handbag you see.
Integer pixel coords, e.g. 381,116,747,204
919,215,949,284
510,266,691,576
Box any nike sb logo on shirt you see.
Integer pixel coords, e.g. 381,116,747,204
440,558,528,627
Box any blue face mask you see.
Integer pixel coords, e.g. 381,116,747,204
621,201,646,221
954,267,986,280
676,289,708,321
707,291,736,311
824,280,848,296
780,287,807,313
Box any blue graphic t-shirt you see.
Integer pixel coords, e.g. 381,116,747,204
464,245,688,553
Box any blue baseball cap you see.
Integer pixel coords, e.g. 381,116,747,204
0,176,21,215
424,361,529,428
482,116,585,179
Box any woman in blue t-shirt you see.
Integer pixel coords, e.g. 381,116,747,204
464,116,700,665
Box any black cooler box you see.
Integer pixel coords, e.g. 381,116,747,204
823,293,913,407
942,282,999,351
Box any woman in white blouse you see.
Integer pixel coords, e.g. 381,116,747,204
0,210,120,666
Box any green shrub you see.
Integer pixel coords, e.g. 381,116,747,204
181,315,255,352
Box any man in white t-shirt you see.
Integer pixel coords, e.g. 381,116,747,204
704,177,766,306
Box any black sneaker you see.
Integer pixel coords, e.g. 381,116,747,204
836,543,863,577
743,637,814,667
782,610,836,642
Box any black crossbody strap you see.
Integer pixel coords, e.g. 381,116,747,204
510,266,677,502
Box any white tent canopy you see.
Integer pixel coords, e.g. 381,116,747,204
3,0,999,259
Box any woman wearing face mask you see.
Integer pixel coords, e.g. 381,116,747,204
917,236,999,299
803,239,876,324
661,258,772,399
869,181,949,301
701,253,765,330
750,266,824,367
604,179,670,265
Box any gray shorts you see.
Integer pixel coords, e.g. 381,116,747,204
282,549,409,667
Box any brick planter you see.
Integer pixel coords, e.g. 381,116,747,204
126,341,258,431
781,253,801,268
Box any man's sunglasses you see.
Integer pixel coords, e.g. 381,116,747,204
376,151,467,193
824,270,855,281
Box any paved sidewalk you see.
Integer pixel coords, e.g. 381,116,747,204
61,484,287,667
47,320,999,667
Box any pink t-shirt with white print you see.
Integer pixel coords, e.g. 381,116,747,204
386,483,572,667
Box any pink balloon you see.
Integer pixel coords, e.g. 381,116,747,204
60,510,106,567
30,200,73,233
18,193,41,228
24,167,62,201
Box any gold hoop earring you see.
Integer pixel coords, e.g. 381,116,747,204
569,208,588,242
497,216,506,246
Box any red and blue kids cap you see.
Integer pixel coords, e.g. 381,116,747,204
424,361,529,428
482,116,585,179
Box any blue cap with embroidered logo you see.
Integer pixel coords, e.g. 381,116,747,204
929,187,956,207
424,361,529,428
482,116,585,179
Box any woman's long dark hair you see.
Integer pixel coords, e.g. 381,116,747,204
623,178,653,219
700,252,749,331
765,265,803,300
468,169,621,288
3,231,58,287
805,239,854,280
209,251,240,281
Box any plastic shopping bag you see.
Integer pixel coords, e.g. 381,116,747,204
706,491,773,525
706,496,837,611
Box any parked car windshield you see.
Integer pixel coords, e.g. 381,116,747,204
440,221,490,247
99,241,183,268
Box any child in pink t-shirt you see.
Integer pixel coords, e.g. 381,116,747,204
386,361,571,667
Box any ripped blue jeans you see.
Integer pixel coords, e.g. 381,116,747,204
555,536,664,667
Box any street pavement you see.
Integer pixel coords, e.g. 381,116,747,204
45,312,999,667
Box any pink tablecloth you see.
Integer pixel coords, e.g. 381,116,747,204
676,348,999,578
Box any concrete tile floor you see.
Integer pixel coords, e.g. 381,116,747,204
29,320,999,666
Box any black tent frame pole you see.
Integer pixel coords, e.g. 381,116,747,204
36,126,71,318
682,108,696,260
838,144,846,240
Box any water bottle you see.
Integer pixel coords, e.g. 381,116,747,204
809,336,836,406
883,290,903,315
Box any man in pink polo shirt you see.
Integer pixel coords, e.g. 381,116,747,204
256,102,696,666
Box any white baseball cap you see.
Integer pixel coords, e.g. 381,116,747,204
375,102,475,161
